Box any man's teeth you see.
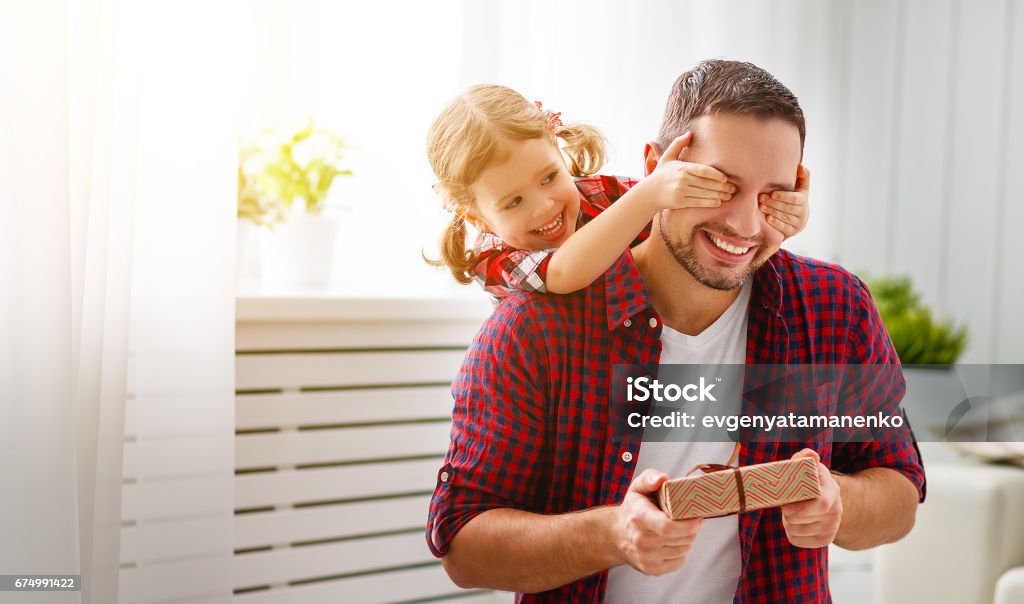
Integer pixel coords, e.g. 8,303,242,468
709,233,751,255
532,213,563,235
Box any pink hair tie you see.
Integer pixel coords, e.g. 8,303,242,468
432,183,467,220
533,100,563,131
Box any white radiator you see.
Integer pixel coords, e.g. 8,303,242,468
232,296,508,603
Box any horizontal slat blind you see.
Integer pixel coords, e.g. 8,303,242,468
235,350,466,391
234,495,430,550
234,532,433,588
233,296,507,602
235,387,455,429
233,564,480,603
234,459,440,510
235,423,450,469
235,320,483,351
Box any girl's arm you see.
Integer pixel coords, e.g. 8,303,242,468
544,180,663,293
546,134,730,294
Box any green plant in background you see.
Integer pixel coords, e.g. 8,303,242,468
238,123,352,228
866,275,968,365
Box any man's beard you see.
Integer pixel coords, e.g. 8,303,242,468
659,219,769,291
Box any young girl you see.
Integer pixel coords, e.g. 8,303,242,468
426,84,809,300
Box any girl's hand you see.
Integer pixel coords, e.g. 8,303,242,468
642,132,735,211
760,164,810,239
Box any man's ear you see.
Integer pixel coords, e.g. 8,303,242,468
643,142,661,177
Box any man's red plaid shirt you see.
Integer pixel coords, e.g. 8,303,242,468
428,175,926,603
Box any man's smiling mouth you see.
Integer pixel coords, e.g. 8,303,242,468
704,231,753,255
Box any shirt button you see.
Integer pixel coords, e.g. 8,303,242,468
762,301,770,310
623,319,632,327
440,471,449,482
621,451,633,463
649,317,658,328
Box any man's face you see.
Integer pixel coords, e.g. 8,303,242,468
649,113,802,291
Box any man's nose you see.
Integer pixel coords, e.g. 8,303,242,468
721,191,762,238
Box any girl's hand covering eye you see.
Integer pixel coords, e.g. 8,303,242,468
759,164,810,238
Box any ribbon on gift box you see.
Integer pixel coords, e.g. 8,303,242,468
684,441,747,512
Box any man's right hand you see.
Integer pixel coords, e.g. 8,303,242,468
612,468,704,576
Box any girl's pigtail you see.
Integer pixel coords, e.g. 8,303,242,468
554,122,607,177
424,182,479,284
425,214,478,285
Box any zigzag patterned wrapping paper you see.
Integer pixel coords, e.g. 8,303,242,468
658,456,821,520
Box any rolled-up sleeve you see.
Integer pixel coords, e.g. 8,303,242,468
426,298,550,557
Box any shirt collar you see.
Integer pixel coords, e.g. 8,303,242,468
604,249,786,330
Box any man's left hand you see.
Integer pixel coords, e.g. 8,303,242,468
779,448,842,548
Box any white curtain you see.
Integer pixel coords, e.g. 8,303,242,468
0,1,238,602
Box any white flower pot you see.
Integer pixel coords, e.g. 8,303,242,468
260,212,340,291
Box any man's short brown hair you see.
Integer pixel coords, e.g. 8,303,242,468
657,59,805,153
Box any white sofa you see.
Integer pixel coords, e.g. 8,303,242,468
874,460,1024,604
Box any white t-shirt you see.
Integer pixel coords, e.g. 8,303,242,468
604,280,752,604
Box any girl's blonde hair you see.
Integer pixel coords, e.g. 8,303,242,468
426,84,607,284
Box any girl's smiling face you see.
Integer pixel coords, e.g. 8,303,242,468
469,138,581,250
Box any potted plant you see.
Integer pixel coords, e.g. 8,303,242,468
868,276,967,366
237,123,352,290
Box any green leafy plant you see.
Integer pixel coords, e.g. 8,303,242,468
866,275,968,365
238,123,352,227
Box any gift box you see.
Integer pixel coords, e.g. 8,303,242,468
658,456,821,520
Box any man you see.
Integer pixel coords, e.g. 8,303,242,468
426,60,925,603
